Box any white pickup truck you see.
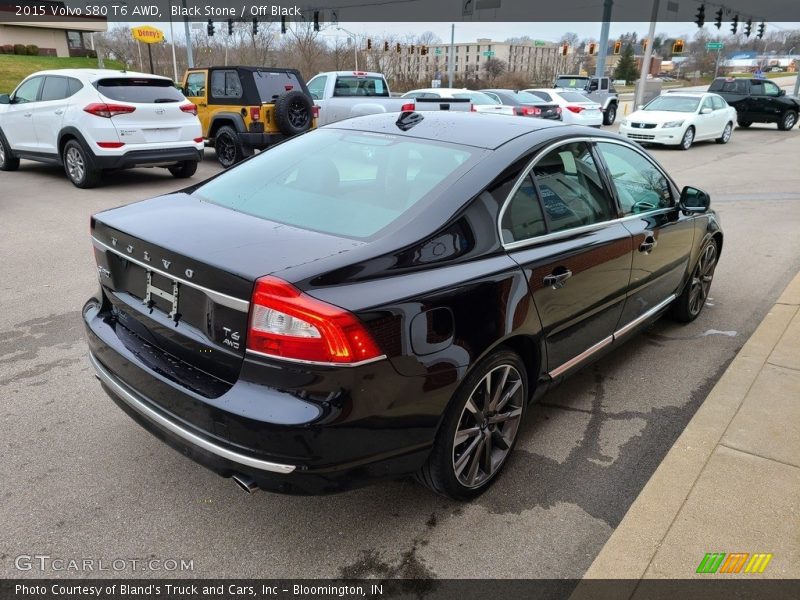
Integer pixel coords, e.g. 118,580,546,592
306,71,469,126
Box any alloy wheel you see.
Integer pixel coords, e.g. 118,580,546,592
681,128,694,149
216,134,236,167
452,364,525,489
65,147,85,183
688,243,717,316
785,113,797,129
605,106,616,124
288,101,310,128
722,123,732,142
0,142,5,164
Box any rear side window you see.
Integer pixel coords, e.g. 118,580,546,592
709,79,747,93
67,77,83,96
332,76,389,97
96,78,184,103
40,76,70,101
193,129,478,239
253,71,305,101
210,70,243,99
501,174,546,243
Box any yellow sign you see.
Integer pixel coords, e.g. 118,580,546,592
132,25,164,44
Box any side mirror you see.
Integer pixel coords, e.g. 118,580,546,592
778,89,786,97
637,104,644,110
679,186,711,213
0,93,9,104
700,107,712,114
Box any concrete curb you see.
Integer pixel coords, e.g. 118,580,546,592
570,270,800,595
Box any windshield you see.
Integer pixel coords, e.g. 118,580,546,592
453,91,500,105
193,129,478,239
555,77,589,89
644,96,701,112
252,71,305,101
95,78,184,103
558,91,593,103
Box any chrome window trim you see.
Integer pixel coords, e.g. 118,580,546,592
498,136,678,252
89,352,296,475
92,236,250,313
546,293,677,378
246,348,388,368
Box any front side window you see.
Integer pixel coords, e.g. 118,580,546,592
711,95,726,110
763,81,781,97
210,70,243,99
700,97,713,112
185,72,206,97
531,142,614,232
193,130,479,239
13,77,42,103
595,142,672,215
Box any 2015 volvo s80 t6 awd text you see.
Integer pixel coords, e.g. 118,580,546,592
84,111,722,500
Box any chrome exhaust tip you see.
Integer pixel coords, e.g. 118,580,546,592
232,474,259,494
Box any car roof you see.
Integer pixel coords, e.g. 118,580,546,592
22,69,171,82
662,91,716,97
325,111,567,150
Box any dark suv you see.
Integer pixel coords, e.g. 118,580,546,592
709,77,799,130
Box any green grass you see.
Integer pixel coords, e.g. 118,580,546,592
0,55,124,93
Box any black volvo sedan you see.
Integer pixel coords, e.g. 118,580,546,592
84,111,722,500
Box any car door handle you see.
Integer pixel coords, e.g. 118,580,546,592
24,113,32,117
198,103,207,107
543,269,572,289
639,234,657,253
54,109,64,115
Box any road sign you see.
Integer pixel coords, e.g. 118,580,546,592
534,40,547,46
434,47,443,55
706,42,724,50
431,79,442,88
482,51,494,57
132,25,164,44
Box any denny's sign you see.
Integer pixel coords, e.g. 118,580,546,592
131,25,164,44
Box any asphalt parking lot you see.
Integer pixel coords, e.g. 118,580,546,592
2,122,799,579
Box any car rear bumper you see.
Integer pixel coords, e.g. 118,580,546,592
83,298,445,494
236,131,287,151
92,147,204,169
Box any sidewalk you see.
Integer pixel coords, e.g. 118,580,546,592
575,271,800,591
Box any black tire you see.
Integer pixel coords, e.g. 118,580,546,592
213,125,244,168
679,126,694,150
670,238,719,323
603,103,617,126
417,348,528,500
777,110,797,131
168,160,198,178
0,131,20,171
737,120,752,128
62,139,100,188
715,121,733,144
273,90,313,137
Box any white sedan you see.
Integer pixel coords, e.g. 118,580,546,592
619,92,737,150
524,89,603,127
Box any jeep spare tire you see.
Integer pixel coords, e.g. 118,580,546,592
274,91,313,137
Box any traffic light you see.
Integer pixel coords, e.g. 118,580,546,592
757,22,766,38
588,42,597,55
421,45,428,56
714,8,723,29
384,41,389,52
613,40,622,55
206,19,214,36
396,42,401,53
672,39,685,54
228,19,233,36
252,18,258,35
366,38,372,50
642,38,649,52
561,43,569,56
744,19,752,37
281,15,286,34
695,4,705,28
410,44,415,54
313,10,319,32
730,15,739,35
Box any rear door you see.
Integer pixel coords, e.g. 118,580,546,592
32,75,74,154
94,76,197,146
593,140,695,331
502,140,633,375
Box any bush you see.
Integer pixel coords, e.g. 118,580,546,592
88,50,97,58
25,44,39,56
13,44,26,55
1,44,13,54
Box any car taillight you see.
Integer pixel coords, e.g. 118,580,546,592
312,105,320,119
247,276,383,365
515,106,541,116
556,107,563,115
470,104,477,112
400,102,415,112
96,142,125,148
83,103,136,118
180,103,198,116
193,137,204,143
566,105,585,113
250,106,261,121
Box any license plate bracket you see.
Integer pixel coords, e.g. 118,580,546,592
144,270,180,319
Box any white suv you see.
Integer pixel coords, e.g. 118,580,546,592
0,69,204,188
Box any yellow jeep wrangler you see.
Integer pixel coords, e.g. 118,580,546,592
181,66,317,168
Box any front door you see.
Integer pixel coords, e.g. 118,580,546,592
3,76,43,152
184,71,209,133
502,140,633,375
593,140,695,331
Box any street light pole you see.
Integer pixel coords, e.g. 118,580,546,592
181,0,193,68
595,0,613,78
336,27,359,70
448,23,455,88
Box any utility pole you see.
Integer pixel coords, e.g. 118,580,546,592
634,0,659,109
181,0,193,68
336,27,359,71
448,23,455,88
168,0,178,81
595,0,613,77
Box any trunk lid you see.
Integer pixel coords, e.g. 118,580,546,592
91,193,363,386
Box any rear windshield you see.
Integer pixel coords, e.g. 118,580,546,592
513,91,549,105
332,76,389,97
193,129,478,239
252,71,305,101
644,96,700,112
559,91,593,103
95,78,184,103
555,77,589,89
453,91,499,105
